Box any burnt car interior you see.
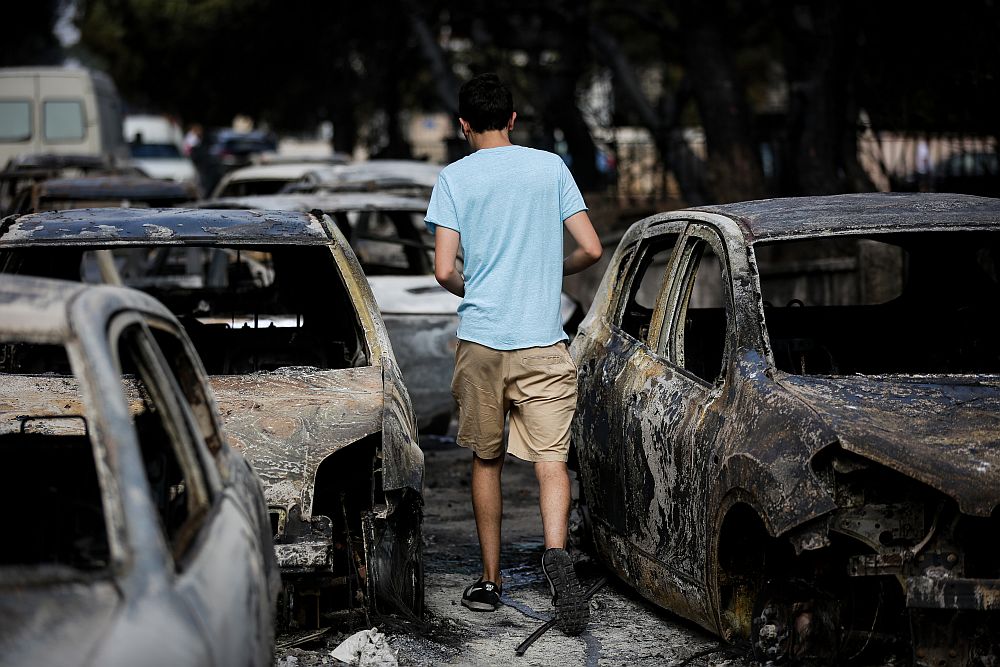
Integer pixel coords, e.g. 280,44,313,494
756,232,1000,375
0,343,110,573
0,428,110,572
0,326,212,573
0,245,369,374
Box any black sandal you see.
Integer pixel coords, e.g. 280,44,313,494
461,578,502,611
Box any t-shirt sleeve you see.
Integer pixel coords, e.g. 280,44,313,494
558,161,588,221
424,174,460,234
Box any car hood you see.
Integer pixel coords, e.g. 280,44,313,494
778,373,1000,516
0,574,120,665
209,366,384,517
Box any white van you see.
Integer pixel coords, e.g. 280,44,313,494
0,67,126,167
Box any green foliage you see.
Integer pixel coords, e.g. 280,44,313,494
0,1,64,67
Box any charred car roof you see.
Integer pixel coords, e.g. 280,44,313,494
689,192,1000,241
0,207,332,246
34,176,197,203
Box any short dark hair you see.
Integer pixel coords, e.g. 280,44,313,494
459,73,514,133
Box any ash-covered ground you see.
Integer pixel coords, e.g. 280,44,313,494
274,442,745,666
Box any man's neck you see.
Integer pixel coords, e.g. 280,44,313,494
468,129,513,151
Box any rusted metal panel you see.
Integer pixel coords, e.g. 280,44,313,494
208,366,385,515
381,359,423,493
907,577,1000,611
275,541,333,570
778,372,1000,517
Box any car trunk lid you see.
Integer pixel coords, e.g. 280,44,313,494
208,366,384,517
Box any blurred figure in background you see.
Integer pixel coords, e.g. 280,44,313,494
182,123,202,157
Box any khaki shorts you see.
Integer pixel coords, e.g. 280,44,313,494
451,340,577,462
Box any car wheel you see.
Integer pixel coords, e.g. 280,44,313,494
751,579,841,665
363,497,425,620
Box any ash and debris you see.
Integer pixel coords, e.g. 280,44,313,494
275,444,737,666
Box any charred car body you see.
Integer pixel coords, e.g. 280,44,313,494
200,187,585,433
572,193,1000,665
0,152,144,215
0,274,279,666
8,174,198,214
0,207,424,627
198,191,459,433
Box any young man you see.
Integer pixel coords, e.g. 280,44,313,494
425,73,603,636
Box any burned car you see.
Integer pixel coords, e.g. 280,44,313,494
209,162,337,199
0,274,279,666
572,193,1000,665
7,174,198,214
287,159,442,197
200,190,585,434
0,207,425,627
0,152,143,215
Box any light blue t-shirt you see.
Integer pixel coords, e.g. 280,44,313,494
425,145,587,350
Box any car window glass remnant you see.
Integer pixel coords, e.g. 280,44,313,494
0,340,110,573
43,100,86,142
757,232,1000,375
618,234,679,342
116,323,211,564
676,239,727,383
0,101,32,142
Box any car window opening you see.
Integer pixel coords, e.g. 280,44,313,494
756,232,1000,375
679,241,727,383
117,325,208,562
0,245,369,374
618,234,679,341
0,341,110,574
0,429,110,573
351,210,434,276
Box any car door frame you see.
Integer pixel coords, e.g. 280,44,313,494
105,310,269,666
597,220,735,625
577,219,688,539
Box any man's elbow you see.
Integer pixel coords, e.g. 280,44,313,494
584,242,603,264
435,267,454,286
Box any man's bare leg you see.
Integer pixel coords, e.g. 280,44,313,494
472,453,505,584
535,461,571,549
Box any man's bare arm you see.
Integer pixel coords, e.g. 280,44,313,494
434,226,465,297
563,211,603,275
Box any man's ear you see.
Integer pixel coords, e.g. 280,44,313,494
459,117,471,136
507,112,517,132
